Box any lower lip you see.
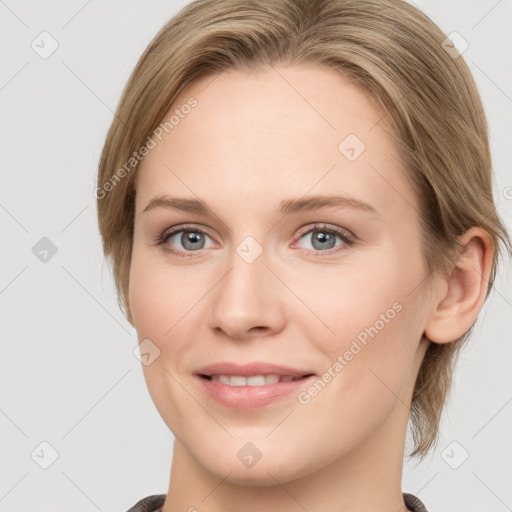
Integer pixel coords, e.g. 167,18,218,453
196,375,315,409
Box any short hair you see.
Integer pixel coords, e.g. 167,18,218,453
96,0,511,458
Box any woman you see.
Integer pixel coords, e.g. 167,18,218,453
96,0,511,510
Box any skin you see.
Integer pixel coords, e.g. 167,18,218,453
127,63,493,511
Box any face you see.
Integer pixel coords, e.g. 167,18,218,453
129,63,432,484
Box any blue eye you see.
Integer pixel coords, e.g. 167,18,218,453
155,222,354,258
157,225,215,257
294,224,354,255
168,230,210,251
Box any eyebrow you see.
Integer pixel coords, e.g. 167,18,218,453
142,194,379,217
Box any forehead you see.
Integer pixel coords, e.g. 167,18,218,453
135,63,413,220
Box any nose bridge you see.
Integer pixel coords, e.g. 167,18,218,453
227,239,267,297
207,234,284,338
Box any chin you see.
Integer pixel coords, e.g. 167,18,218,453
189,439,320,487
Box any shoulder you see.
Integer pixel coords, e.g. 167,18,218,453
403,492,429,512
125,494,166,512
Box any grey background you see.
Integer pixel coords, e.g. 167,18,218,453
0,1,511,511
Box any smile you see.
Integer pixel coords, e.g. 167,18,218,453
201,374,310,386
196,373,315,409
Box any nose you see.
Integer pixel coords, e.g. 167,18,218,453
207,244,286,341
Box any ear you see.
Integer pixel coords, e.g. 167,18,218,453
424,227,495,344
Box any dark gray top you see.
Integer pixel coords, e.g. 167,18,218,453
126,492,429,511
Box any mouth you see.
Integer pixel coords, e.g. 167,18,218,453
194,362,316,409
195,362,315,410
198,374,314,386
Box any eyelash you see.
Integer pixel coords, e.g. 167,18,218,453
153,222,355,258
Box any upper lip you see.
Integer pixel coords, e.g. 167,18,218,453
196,362,315,378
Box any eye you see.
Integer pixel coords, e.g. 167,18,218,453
155,224,216,257
154,222,354,258
294,223,354,255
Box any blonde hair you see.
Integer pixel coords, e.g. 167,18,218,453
97,0,511,457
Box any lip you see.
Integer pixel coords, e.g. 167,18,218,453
196,361,314,378
195,361,316,409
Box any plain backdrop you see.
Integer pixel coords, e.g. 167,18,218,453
1,1,511,511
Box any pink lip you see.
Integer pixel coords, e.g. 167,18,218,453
196,361,313,378
195,361,315,409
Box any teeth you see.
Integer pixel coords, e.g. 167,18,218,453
230,376,246,387
247,375,266,386
209,374,302,386
218,375,230,385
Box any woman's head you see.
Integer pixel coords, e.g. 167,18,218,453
96,0,511,467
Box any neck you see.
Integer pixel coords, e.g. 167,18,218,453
161,400,411,512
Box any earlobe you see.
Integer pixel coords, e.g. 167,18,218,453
423,227,494,344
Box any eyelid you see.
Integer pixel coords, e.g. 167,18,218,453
156,222,353,241
155,223,217,244
293,222,355,244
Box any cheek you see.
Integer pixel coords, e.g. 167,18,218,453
294,247,425,394
128,250,216,396
128,254,200,433
128,271,167,339
128,247,202,339
296,255,416,342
